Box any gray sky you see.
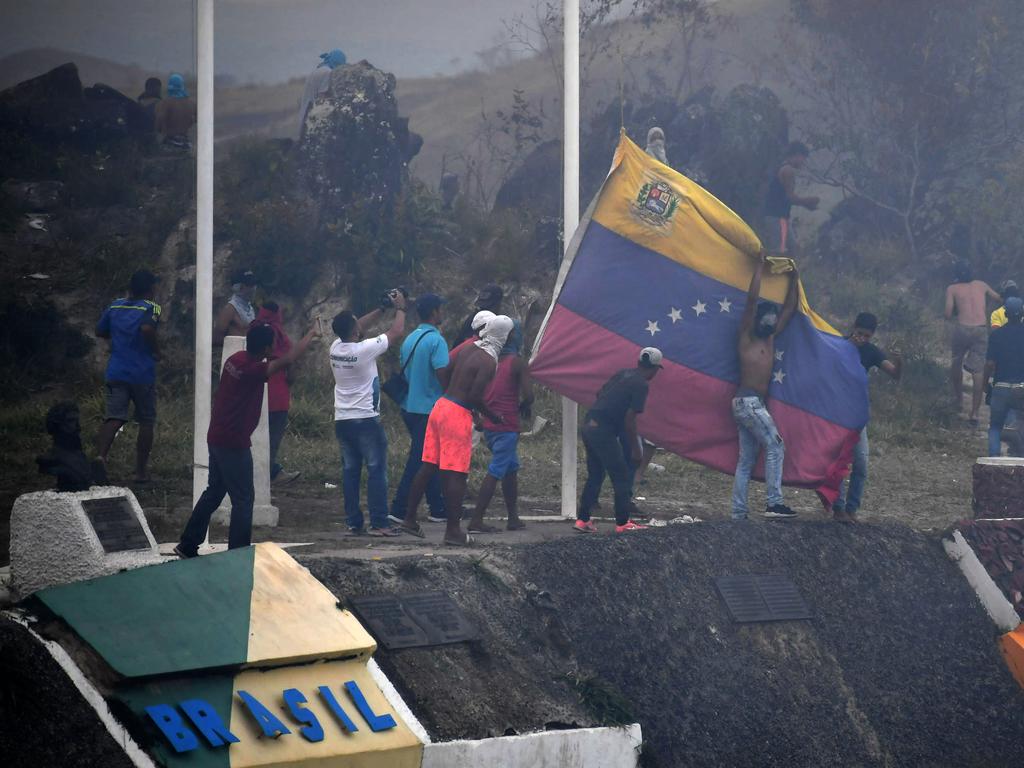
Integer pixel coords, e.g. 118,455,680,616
1,0,538,82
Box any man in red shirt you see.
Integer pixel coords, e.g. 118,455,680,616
175,322,319,557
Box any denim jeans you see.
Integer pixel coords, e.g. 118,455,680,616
335,418,389,530
391,410,446,519
836,427,869,514
179,444,254,555
731,395,785,518
988,386,1024,456
580,422,637,526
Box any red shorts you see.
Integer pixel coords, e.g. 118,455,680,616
422,396,474,474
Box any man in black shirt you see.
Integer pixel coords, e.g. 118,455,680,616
575,348,662,533
453,285,503,347
762,142,819,254
833,312,901,522
985,297,1024,456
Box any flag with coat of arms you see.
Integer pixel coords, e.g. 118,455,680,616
529,132,869,505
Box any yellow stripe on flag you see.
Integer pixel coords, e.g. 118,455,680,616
598,133,838,336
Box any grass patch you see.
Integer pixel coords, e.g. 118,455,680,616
566,671,637,726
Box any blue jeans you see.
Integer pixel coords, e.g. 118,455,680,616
335,418,389,530
836,427,869,514
580,422,637,526
731,395,785,519
179,444,254,555
989,386,1024,456
391,410,446,519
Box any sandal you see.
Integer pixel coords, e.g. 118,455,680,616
400,522,426,539
443,532,474,547
467,523,501,533
368,526,402,537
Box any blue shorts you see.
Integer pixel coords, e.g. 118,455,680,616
484,430,520,479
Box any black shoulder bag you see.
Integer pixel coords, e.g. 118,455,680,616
381,329,436,405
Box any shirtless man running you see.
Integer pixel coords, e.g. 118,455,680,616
731,253,799,520
402,314,514,545
945,261,1001,424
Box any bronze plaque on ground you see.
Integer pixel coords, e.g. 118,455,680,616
81,496,150,553
349,592,477,649
715,575,812,623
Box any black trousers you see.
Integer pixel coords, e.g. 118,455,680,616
179,444,254,555
579,422,636,526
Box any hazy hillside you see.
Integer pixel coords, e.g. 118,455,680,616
0,48,151,95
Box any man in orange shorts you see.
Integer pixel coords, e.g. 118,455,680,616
402,314,513,545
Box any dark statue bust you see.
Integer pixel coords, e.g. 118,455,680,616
36,402,107,491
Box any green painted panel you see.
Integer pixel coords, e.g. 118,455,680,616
35,547,255,678
117,673,235,768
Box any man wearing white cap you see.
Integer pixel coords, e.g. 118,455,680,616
575,348,662,534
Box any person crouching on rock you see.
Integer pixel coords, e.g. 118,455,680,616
575,348,663,534
402,314,514,546
175,322,320,558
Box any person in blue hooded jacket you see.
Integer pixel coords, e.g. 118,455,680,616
298,48,347,136
154,73,195,148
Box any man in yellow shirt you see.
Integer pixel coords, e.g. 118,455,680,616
991,280,1019,329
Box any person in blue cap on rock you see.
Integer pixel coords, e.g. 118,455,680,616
298,47,348,135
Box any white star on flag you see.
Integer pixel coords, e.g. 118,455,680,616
775,350,785,362
718,298,732,313
645,320,661,336
692,300,707,317
772,369,786,384
667,307,683,323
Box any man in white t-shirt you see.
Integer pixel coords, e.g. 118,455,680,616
330,291,407,535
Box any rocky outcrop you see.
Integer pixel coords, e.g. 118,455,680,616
298,61,422,221
0,63,149,147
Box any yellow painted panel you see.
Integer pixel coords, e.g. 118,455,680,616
228,658,423,768
245,544,376,668
1000,627,1024,689
594,134,838,336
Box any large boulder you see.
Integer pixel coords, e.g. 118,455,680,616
0,63,149,147
297,61,421,219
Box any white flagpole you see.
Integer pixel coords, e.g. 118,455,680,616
561,0,580,518
192,0,214,515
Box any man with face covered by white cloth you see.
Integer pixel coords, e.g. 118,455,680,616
402,314,513,546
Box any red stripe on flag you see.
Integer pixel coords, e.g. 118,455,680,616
532,305,856,503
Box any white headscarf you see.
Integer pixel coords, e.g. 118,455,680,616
471,310,495,333
645,126,668,165
475,314,513,361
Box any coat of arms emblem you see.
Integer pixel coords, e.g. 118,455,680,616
634,180,680,227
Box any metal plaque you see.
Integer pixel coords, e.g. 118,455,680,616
349,591,477,650
714,575,812,623
81,496,151,553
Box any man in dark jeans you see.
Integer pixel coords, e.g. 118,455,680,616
575,348,662,533
986,297,1024,456
175,322,319,557
389,294,450,523
330,291,407,535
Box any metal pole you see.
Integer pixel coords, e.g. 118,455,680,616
192,0,214,513
561,0,580,518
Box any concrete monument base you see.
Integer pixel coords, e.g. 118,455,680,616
9,486,162,597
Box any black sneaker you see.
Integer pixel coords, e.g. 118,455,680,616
763,504,797,519
173,544,197,559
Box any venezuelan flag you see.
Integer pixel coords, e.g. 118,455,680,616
530,133,868,504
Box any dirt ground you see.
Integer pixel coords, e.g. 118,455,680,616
305,521,1024,767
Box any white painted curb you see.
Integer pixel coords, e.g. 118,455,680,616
422,723,643,768
943,530,1022,632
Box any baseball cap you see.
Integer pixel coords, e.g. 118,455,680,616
639,347,663,368
1005,296,1024,319
476,284,503,307
230,268,258,286
129,269,160,294
415,293,445,318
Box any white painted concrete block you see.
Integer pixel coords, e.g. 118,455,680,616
422,723,643,768
9,487,162,597
211,335,278,527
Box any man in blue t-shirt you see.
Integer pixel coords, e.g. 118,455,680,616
389,293,451,523
95,269,161,483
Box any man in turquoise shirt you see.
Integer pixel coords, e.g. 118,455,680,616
389,294,451,522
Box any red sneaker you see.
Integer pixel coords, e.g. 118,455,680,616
573,520,598,533
615,521,649,533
